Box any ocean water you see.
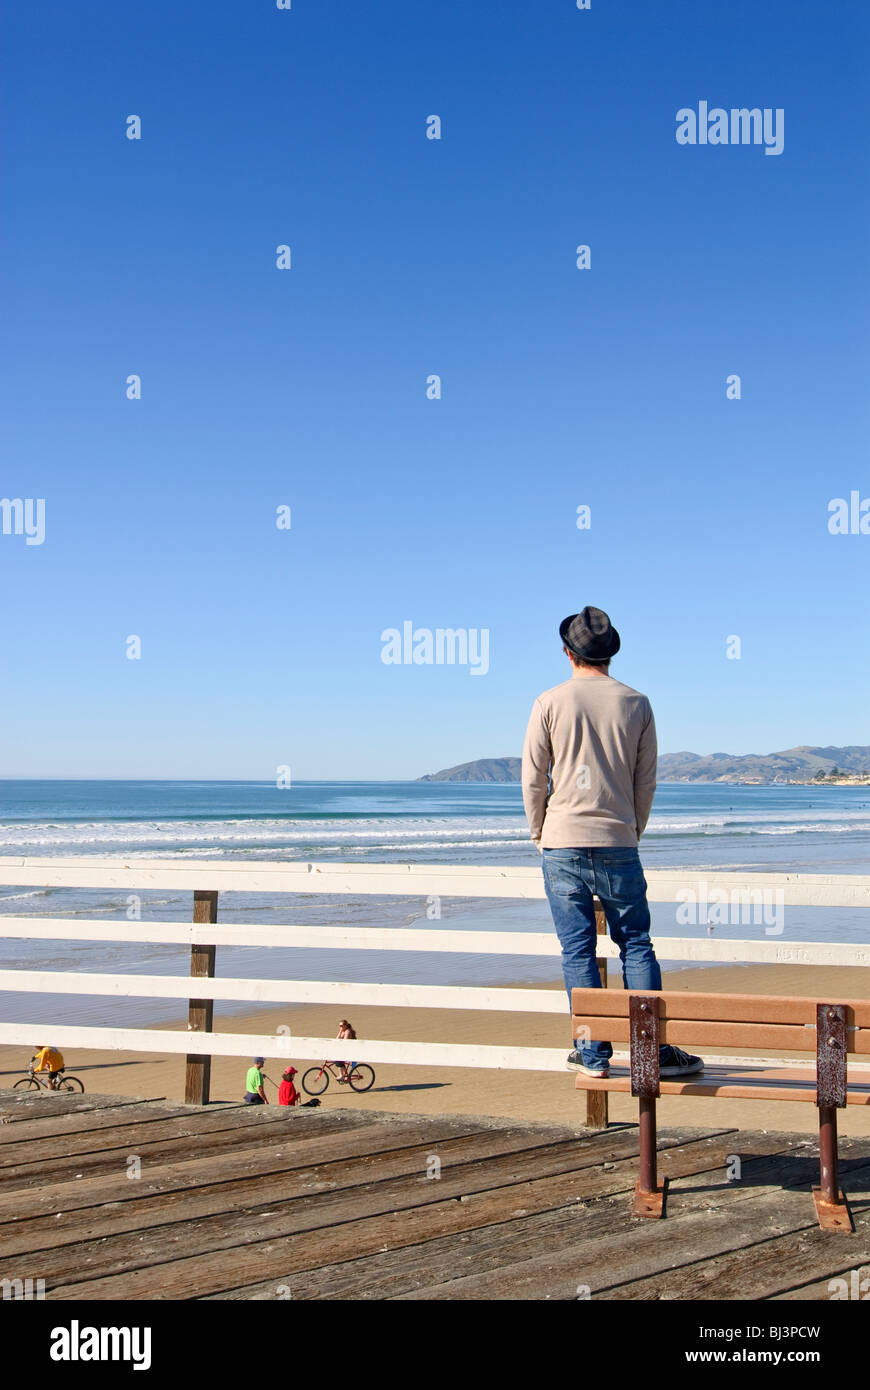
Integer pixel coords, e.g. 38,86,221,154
1,780,869,1029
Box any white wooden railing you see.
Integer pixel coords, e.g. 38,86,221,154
0,857,868,1111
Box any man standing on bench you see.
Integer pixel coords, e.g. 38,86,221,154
522,606,703,1080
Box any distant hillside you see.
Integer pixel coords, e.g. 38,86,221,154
417,746,870,785
657,745,870,783
418,757,521,784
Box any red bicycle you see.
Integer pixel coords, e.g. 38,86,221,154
302,1060,375,1096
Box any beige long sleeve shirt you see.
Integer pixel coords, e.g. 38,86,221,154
522,674,657,848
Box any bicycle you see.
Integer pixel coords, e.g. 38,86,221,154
302,1060,375,1096
13,1067,85,1094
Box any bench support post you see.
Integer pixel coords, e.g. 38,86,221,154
637,1097,659,1193
812,1004,853,1233
585,901,609,1130
185,890,218,1106
630,995,667,1218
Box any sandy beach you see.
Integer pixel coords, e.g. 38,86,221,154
3,962,868,1137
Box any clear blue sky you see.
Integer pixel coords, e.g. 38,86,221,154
2,1,869,779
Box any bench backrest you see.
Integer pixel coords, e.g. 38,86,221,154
570,989,870,1055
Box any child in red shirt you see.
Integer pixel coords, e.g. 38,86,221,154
278,1067,301,1106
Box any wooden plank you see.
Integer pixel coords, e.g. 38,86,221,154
0,857,549,898
396,1156,870,1301
0,1110,378,1225
47,1129,796,1300
1,915,868,967
0,1106,480,1228
0,1119,595,1273
570,1014,773,1049
571,1014,870,1054
218,1141,870,1301
0,1120,531,1261
0,1109,362,1191
571,988,870,1027
185,890,218,1105
1,857,868,909
0,1100,224,1146
0,1023,571,1072
38,1126,734,1299
574,1062,870,1103
0,1103,342,1171
215,1138,843,1301
0,1117,699,1238
606,1051,870,1074
0,918,562,954
606,1177,870,1301
395,1197,798,1302
0,1125,625,1283
0,971,568,1014
0,1112,496,1189
0,1092,169,1123
770,1265,870,1300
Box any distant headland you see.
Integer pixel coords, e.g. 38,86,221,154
417,746,870,785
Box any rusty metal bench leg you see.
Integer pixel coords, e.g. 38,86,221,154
812,1004,853,1233
633,1095,666,1217
630,996,667,1218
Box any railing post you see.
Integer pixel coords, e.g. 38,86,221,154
585,899,609,1129
185,890,218,1105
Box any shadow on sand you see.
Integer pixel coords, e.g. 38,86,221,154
371,1082,450,1093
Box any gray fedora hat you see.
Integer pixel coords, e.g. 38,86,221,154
559,606,621,662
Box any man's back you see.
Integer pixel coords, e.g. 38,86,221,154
526,606,699,1080
34,1046,64,1072
522,674,657,847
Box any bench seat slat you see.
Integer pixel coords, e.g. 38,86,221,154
570,988,870,1028
571,1015,870,1053
574,1063,870,1104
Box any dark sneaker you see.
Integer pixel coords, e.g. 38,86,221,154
565,1050,609,1078
659,1045,703,1077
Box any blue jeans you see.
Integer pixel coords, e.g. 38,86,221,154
542,847,661,1067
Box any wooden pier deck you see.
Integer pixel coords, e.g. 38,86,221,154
1,1090,869,1301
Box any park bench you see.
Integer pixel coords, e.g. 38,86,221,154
571,987,870,1232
